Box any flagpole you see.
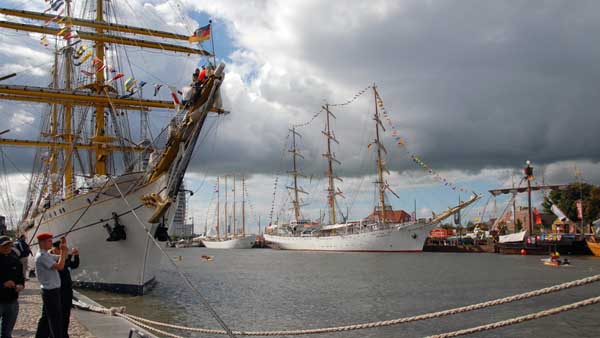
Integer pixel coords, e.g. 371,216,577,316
209,19,217,66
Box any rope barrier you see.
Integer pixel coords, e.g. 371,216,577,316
78,274,600,336
425,295,600,338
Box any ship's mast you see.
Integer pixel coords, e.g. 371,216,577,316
287,126,307,223
224,175,228,239
233,175,236,237
216,177,220,240
64,0,74,197
323,104,342,224
373,86,387,224
50,50,60,194
242,175,246,236
0,3,213,215
93,0,107,175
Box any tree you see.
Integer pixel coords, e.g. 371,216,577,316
584,186,600,223
543,183,600,223
515,219,523,232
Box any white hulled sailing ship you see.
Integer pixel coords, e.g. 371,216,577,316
202,175,255,249
0,1,226,293
265,86,478,251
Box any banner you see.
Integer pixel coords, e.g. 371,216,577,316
576,199,583,220
189,24,211,43
551,204,570,222
533,208,542,225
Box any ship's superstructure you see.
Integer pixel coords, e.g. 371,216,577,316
0,1,226,293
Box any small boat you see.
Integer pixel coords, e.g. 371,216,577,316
542,258,561,267
541,252,571,267
586,236,600,257
498,230,528,243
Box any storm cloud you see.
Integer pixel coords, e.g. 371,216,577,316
181,0,600,179
1,0,600,225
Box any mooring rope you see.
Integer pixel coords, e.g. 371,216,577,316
425,295,600,338
114,296,600,338
80,274,600,336
109,178,238,338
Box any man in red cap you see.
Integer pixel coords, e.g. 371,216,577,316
34,233,67,338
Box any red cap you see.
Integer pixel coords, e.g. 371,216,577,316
36,232,54,241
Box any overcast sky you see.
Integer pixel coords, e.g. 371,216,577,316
1,0,600,231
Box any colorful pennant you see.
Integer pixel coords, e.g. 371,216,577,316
153,84,163,97
169,86,180,105
374,91,474,194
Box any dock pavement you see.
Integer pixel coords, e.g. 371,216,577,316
13,279,156,338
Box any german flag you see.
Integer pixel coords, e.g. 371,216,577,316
189,24,211,43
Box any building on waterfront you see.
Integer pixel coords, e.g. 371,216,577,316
365,206,412,223
499,207,556,233
168,188,194,238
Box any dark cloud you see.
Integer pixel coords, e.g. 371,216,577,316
182,0,600,179
3,0,600,185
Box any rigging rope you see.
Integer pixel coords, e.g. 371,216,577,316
26,178,112,246
374,90,475,195
80,273,600,336
109,178,237,338
293,108,323,128
328,84,373,107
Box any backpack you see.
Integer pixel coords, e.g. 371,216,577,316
16,240,31,258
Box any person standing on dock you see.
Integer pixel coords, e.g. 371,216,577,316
34,233,67,338
50,241,79,338
0,235,25,338
14,235,32,281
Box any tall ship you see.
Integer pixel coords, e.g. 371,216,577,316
0,1,226,293
202,175,255,249
265,86,478,252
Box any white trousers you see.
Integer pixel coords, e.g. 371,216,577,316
19,257,28,278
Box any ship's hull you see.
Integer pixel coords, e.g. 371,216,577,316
587,238,600,257
264,223,436,252
27,173,171,294
202,235,255,249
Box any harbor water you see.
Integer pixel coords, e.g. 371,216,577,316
81,248,600,337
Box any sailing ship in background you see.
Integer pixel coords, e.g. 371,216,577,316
265,86,478,252
489,162,593,255
0,1,226,293
202,175,255,249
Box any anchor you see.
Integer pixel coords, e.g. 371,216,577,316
104,212,127,241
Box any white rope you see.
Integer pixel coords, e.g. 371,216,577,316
109,178,238,338
84,274,600,336
425,295,600,338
